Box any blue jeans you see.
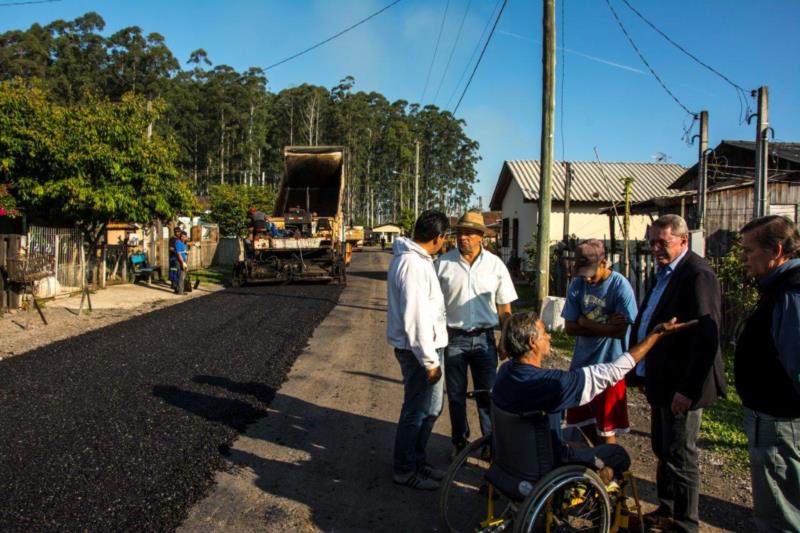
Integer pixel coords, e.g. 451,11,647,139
393,348,444,476
744,408,800,532
445,330,497,448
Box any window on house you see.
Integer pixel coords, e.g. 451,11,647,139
501,218,509,246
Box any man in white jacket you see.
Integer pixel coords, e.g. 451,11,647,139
387,210,450,490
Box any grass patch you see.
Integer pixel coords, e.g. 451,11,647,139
190,268,228,285
513,282,536,313
700,351,748,472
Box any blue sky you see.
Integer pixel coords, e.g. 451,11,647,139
3,0,799,206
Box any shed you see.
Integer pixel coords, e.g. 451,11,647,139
372,223,403,243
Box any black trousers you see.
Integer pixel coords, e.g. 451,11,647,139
651,406,703,533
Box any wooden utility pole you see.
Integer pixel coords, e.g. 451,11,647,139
535,0,556,311
415,140,420,219
697,111,708,229
562,161,572,241
753,86,769,219
621,176,634,279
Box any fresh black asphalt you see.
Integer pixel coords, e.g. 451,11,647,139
0,283,341,531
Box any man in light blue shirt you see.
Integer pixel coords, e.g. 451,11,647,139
634,247,688,378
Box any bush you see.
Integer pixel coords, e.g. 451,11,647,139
206,184,276,237
710,240,759,348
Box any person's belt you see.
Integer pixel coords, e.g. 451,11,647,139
447,326,494,337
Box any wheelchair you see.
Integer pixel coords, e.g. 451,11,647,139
438,393,644,533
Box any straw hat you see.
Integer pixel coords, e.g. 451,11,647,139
453,211,487,234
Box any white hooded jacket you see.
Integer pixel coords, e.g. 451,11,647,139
386,237,448,369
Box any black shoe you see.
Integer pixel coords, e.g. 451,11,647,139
450,443,467,462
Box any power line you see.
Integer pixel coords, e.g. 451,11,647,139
618,0,752,124
453,0,507,114
264,0,403,71
445,0,502,110
432,0,472,105
605,0,694,116
559,0,566,161
0,0,61,6
420,0,451,105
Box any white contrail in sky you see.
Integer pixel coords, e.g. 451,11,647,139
498,29,646,75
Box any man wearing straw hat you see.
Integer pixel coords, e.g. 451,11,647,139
435,211,518,460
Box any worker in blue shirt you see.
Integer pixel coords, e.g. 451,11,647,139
174,231,189,295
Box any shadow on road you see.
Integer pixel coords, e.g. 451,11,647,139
343,370,403,385
632,476,752,531
170,378,449,531
346,270,387,282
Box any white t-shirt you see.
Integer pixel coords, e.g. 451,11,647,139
435,247,518,331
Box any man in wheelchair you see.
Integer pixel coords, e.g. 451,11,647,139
492,311,692,485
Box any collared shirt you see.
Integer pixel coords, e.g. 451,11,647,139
759,258,800,392
386,237,448,369
635,248,688,376
435,247,518,331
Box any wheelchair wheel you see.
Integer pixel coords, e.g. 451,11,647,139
438,435,514,533
513,465,611,533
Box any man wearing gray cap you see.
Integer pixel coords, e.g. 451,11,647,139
561,239,637,446
435,211,518,459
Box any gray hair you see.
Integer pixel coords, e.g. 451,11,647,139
652,214,689,237
501,312,540,359
741,215,800,258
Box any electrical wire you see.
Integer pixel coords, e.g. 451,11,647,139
264,0,403,71
432,0,472,105
559,0,566,161
618,0,752,124
453,0,507,114
445,0,502,110
605,0,694,116
420,0,451,105
0,0,60,5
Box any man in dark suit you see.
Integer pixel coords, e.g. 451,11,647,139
630,214,726,533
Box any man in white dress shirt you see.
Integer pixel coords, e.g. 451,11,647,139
435,211,518,458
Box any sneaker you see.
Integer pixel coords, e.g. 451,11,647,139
418,463,446,481
392,471,439,490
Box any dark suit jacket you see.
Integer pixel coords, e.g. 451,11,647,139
630,251,726,409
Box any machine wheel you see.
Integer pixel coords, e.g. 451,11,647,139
438,435,513,533
231,263,245,288
513,465,611,533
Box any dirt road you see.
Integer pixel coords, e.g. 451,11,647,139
181,249,752,533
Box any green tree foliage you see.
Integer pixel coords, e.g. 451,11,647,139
206,184,276,237
0,13,481,228
0,183,19,217
0,80,195,245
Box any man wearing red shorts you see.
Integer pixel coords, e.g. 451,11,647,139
561,240,637,445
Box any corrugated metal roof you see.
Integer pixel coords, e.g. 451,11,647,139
505,160,687,203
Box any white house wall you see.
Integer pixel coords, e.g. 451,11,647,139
500,179,653,265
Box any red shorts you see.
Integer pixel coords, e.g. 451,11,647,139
566,379,629,437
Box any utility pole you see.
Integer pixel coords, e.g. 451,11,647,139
621,176,634,279
753,86,769,219
562,161,572,242
414,140,420,219
535,0,556,311
696,111,708,230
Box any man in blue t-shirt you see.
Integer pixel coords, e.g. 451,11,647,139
562,239,637,446
174,231,189,295
493,312,692,480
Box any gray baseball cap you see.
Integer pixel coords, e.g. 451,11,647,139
572,239,606,277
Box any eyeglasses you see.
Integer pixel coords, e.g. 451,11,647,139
648,238,678,249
